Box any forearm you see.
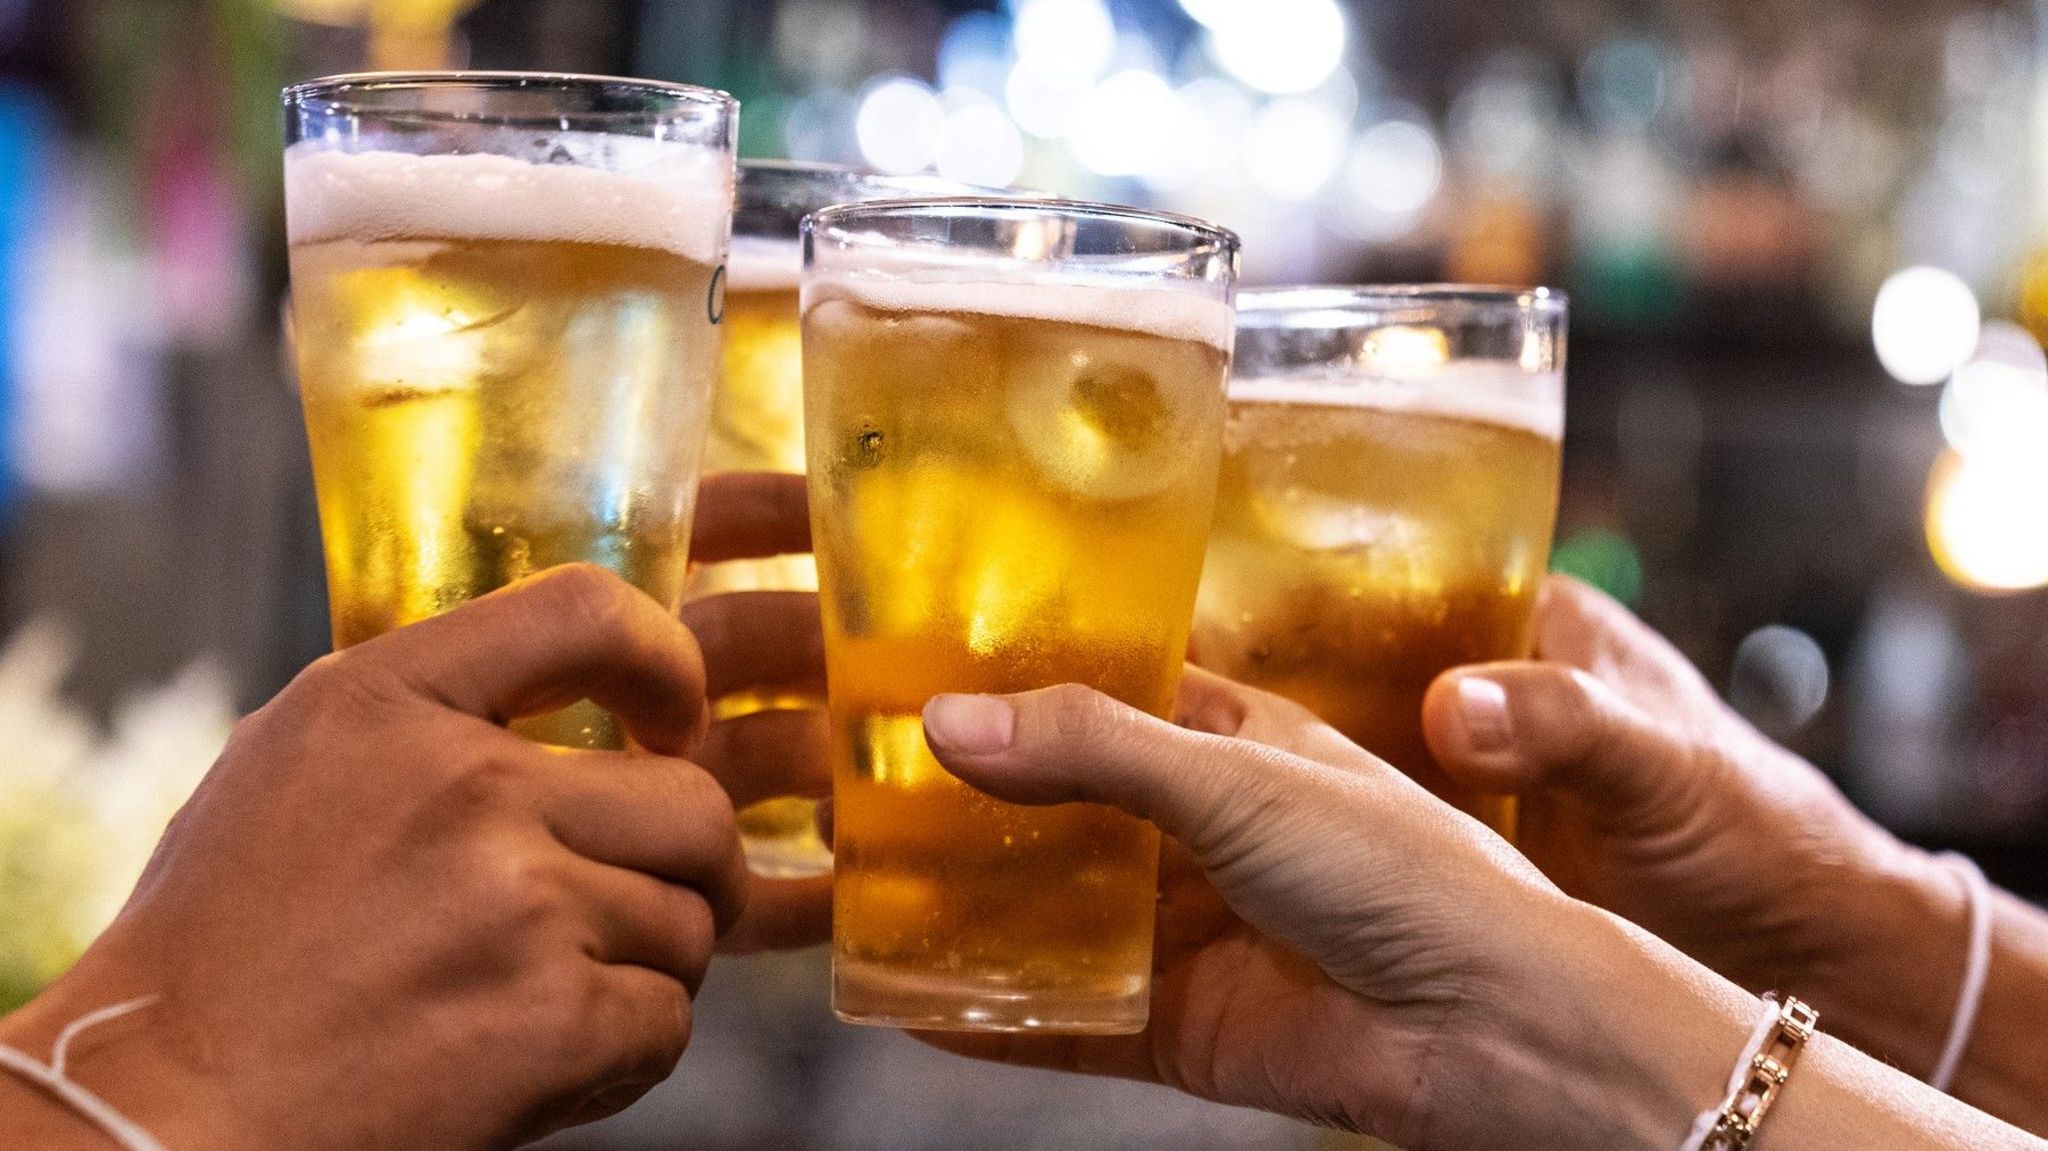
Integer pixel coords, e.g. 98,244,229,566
1759,1032,2045,1151
1517,904,2043,1151
0,1059,121,1151
1814,845,2048,1133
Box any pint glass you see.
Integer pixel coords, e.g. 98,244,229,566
284,73,737,748
707,163,1005,878
1192,287,1565,838
804,199,1239,1033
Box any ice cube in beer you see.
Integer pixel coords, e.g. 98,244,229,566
1006,344,1187,502
343,252,511,397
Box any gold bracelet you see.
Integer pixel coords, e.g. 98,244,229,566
1687,995,1818,1151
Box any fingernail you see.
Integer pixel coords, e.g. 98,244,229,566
1458,677,1512,752
924,695,1016,755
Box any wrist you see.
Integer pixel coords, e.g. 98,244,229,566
0,1025,119,1151
1412,894,1759,1150
1551,905,1764,1147
1802,840,1966,1077
1,940,253,1151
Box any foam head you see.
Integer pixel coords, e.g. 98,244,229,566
1228,362,1565,441
727,237,803,292
804,268,1235,350
284,141,733,264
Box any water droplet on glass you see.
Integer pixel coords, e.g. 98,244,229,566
850,426,886,469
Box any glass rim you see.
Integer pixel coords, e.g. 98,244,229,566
282,71,737,123
805,196,1241,253
1238,283,1567,319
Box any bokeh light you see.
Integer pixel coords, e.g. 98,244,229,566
1070,70,1179,179
937,11,1014,99
855,76,943,174
1187,0,1347,95
1871,266,1981,385
1731,625,1831,733
1939,358,2048,460
1013,0,1115,87
1004,63,1087,139
1339,116,1442,239
1925,448,2048,592
1246,98,1347,202
935,98,1026,188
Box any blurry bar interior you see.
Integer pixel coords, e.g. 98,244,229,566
1,0,2045,1147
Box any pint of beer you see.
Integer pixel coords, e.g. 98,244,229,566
1192,287,1566,837
803,200,1239,1033
284,73,737,749
706,164,1008,878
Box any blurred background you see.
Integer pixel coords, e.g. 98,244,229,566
1,0,2045,1147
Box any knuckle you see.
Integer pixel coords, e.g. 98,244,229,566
1044,683,1120,742
284,651,409,726
661,761,739,840
474,850,570,931
543,563,637,638
640,980,694,1072
533,966,611,1056
1186,740,1302,867
642,761,742,884
1559,668,1620,753
437,742,529,815
671,891,719,975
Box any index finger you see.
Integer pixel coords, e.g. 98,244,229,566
342,564,708,757
692,473,812,564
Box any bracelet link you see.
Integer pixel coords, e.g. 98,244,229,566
1695,995,1818,1151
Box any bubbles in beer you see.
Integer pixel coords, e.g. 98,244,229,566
288,144,727,749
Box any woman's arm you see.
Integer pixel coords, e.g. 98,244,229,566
907,672,2047,1150
1423,575,2048,1133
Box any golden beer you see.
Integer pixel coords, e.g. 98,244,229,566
1192,289,1566,835
707,167,1010,877
706,237,827,869
805,201,1237,1032
705,239,807,476
284,77,736,749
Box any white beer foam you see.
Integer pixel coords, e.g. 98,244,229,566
807,273,1234,349
1229,363,1565,441
285,143,732,264
727,237,802,291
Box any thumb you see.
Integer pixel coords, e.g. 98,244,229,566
921,684,1327,868
1422,663,1695,817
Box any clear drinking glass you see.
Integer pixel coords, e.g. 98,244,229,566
284,72,737,749
803,198,1239,1033
1191,286,1567,840
705,162,1008,879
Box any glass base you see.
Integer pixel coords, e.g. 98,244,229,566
1474,793,1518,843
832,958,1148,1034
739,797,834,878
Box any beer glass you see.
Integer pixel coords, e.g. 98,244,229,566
1192,286,1566,838
284,73,737,749
707,163,1005,878
804,199,1239,1033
